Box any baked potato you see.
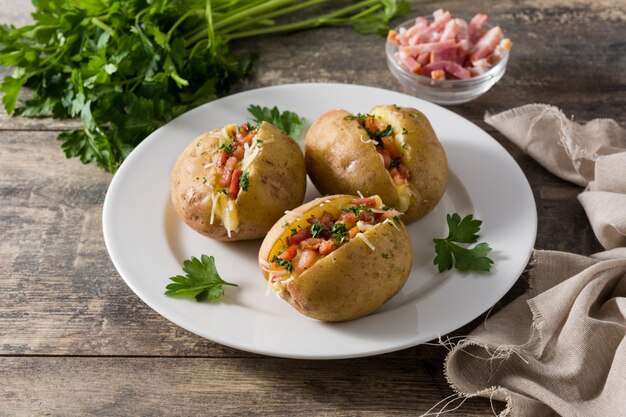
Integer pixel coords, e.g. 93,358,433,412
170,121,306,241
258,194,413,322
305,105,448,223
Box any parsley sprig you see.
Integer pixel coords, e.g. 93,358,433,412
433,214,494,273
1,0,409,172
165,255,238,302
247,105,305,140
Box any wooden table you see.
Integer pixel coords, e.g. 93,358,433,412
1,1,623,415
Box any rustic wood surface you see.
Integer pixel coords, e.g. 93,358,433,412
1,0,624,415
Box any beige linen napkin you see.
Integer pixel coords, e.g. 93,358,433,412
443,104,626,417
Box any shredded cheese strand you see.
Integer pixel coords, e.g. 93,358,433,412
356,232,376,251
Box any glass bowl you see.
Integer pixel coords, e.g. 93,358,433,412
385,17,510,105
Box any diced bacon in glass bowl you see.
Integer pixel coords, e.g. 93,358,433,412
387,10,512,80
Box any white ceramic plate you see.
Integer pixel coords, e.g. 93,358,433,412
103,83,536,359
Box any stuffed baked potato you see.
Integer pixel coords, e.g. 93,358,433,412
170,121,306,241
258,194,413,322
305,105,448,223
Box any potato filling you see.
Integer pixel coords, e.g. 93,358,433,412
210,123,265,237
263,196,402,292
351,113,411,185
214,123,256,200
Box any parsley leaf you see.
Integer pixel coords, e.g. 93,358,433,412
433,214,494,273
165,255,237,302
247,104,305,140
239,171,249,192
1,1,408,172
271,255,293,272
218,141,234,155
342,204,371,215
310,222,327,238
331,222,348,244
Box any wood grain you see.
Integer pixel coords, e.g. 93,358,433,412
0,0,624,415
0,357,503,416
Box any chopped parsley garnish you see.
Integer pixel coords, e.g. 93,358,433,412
356,113,367,121
392,215,401,224
218,141,234,155
245,122,257,132
310,222,327,238
216,188,228,195
331,222,348,244
239,172,249,192
344,115,355,120
342,204,372,215
433,213,494,273
378,124,394,137
165,255,238,302
271,255,293,272
290,228,298,236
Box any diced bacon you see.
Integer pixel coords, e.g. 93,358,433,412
364,115,377,132
378,148,392,169
219,156,238,186
403,17,429,42
397,52,421,73
423,61,471,80
318,240,337,256
471,26,503,60
381,136,402,159
381,209,402,221
351,197,376,207
454,18,469,41
387,30,400,45
402,39,456,56
294,249,318,274
232,144,244,160
358,210,374,223
300,238,322,251
494,38,513,60
241,132,255,144
279,245,298,261
216,151,229,169
431,10,452,31
431,69,445,80
228,169,242,199
397,163,411,180
287,227,311,246
417,52,430,66
430,45,464,65
238,123,249,138
469,13,488,43
470,58,492,75
391,10,510,80
338,211,357,229
390,167,409,184
320,211,334,226
440,18,458,41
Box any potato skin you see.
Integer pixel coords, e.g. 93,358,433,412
305,106,448,223
170,122,306,240
259,195,413,322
